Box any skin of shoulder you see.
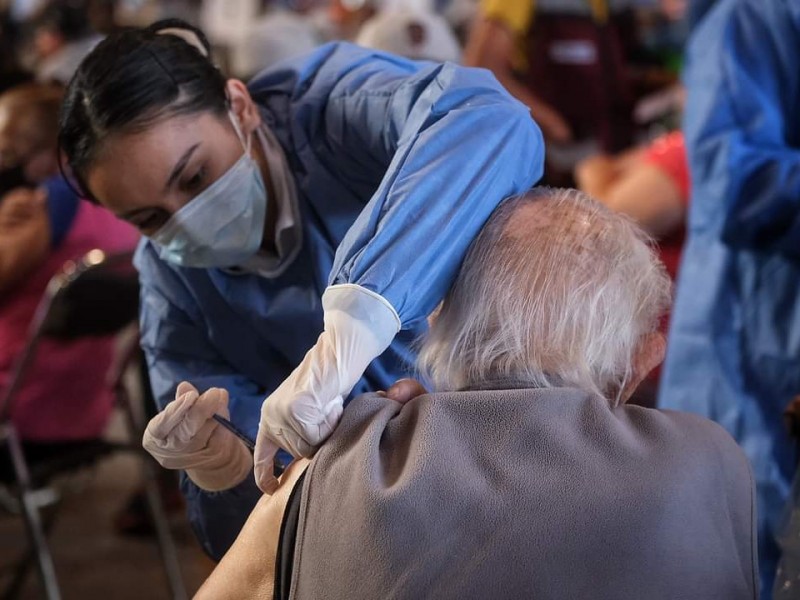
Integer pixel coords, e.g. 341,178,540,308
194,458,311,600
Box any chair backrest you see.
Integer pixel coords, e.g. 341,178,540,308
0,250,140,422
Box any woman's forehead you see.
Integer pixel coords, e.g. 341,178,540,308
112,111,225,150
86,112,234,207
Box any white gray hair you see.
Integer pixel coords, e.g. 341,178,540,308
417,187,671,405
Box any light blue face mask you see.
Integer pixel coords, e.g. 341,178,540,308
151,112,267,268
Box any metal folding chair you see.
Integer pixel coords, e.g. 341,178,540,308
0,250,187,600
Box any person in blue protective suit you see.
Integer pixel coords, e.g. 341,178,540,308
658,0,800,596
57,19,544,559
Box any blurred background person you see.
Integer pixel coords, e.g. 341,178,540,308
28,0,103,84
356,4,461,62
0,82,138,478
463,0,641,181
115,0,203,28
229,5,322,79
318,0,378,41
463,0,686,183
0,3,33,89
576,131,688,251
657,0,800,596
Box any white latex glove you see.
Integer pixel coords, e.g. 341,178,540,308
253,284,400,492
143,382,253,492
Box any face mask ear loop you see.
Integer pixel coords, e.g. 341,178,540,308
228,110,252,156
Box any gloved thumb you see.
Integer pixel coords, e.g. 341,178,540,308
253,434,280,495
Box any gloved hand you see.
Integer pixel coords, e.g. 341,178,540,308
142,382,253,492
253,284,400,493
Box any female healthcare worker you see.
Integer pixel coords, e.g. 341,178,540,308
58,19,543,558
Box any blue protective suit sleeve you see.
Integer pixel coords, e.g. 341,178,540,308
135,243,264,560
321,48,544,328
684,0,800,258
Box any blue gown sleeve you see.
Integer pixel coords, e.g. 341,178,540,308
134,242,263,561
317,45,544,328
684,0,800,258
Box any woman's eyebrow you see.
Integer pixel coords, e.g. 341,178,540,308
165,142,201,190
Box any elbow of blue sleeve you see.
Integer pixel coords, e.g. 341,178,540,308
503,101,545,187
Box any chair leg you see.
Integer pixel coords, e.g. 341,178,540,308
2,505,60,600
3,425,61,600
141,459,188,600
114,360,188,600
118,384,187,600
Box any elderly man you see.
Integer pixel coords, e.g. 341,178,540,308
197,188,757,600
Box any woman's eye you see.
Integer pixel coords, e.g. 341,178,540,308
184,167,206,193
135,209,170,233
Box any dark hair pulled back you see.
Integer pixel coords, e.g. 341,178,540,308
58,19,228,199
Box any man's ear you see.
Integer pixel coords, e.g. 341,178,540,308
620,332,666,404
225,79,261,136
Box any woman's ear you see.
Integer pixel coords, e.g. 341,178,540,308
619,332,666,405
225,79,261,135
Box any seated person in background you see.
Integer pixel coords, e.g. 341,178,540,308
29,2,103,85
0,83,138,478
356,7,462,63
196,188,756,600
229,9,321,80
575,130,688,280
575,131,689,403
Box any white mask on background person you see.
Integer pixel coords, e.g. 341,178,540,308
151,112,268,268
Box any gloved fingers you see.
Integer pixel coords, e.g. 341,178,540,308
176,380,198,398
145,387,229,454
143,416,207,468
170,415,218,452
278,429,314,460
257,390,344,459
305,398,343,452
148,416,230,470
266,397,341,459
286,395,344,449
186,434,253,492
179,387,231,439
145,389,200,441
259,422,303,461
203,387,230,412
253,434,280,495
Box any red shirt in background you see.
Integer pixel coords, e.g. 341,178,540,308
642,131,690,281
639,131,689,389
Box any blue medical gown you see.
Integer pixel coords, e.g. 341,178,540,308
134,42,544,559
659,1,800,596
